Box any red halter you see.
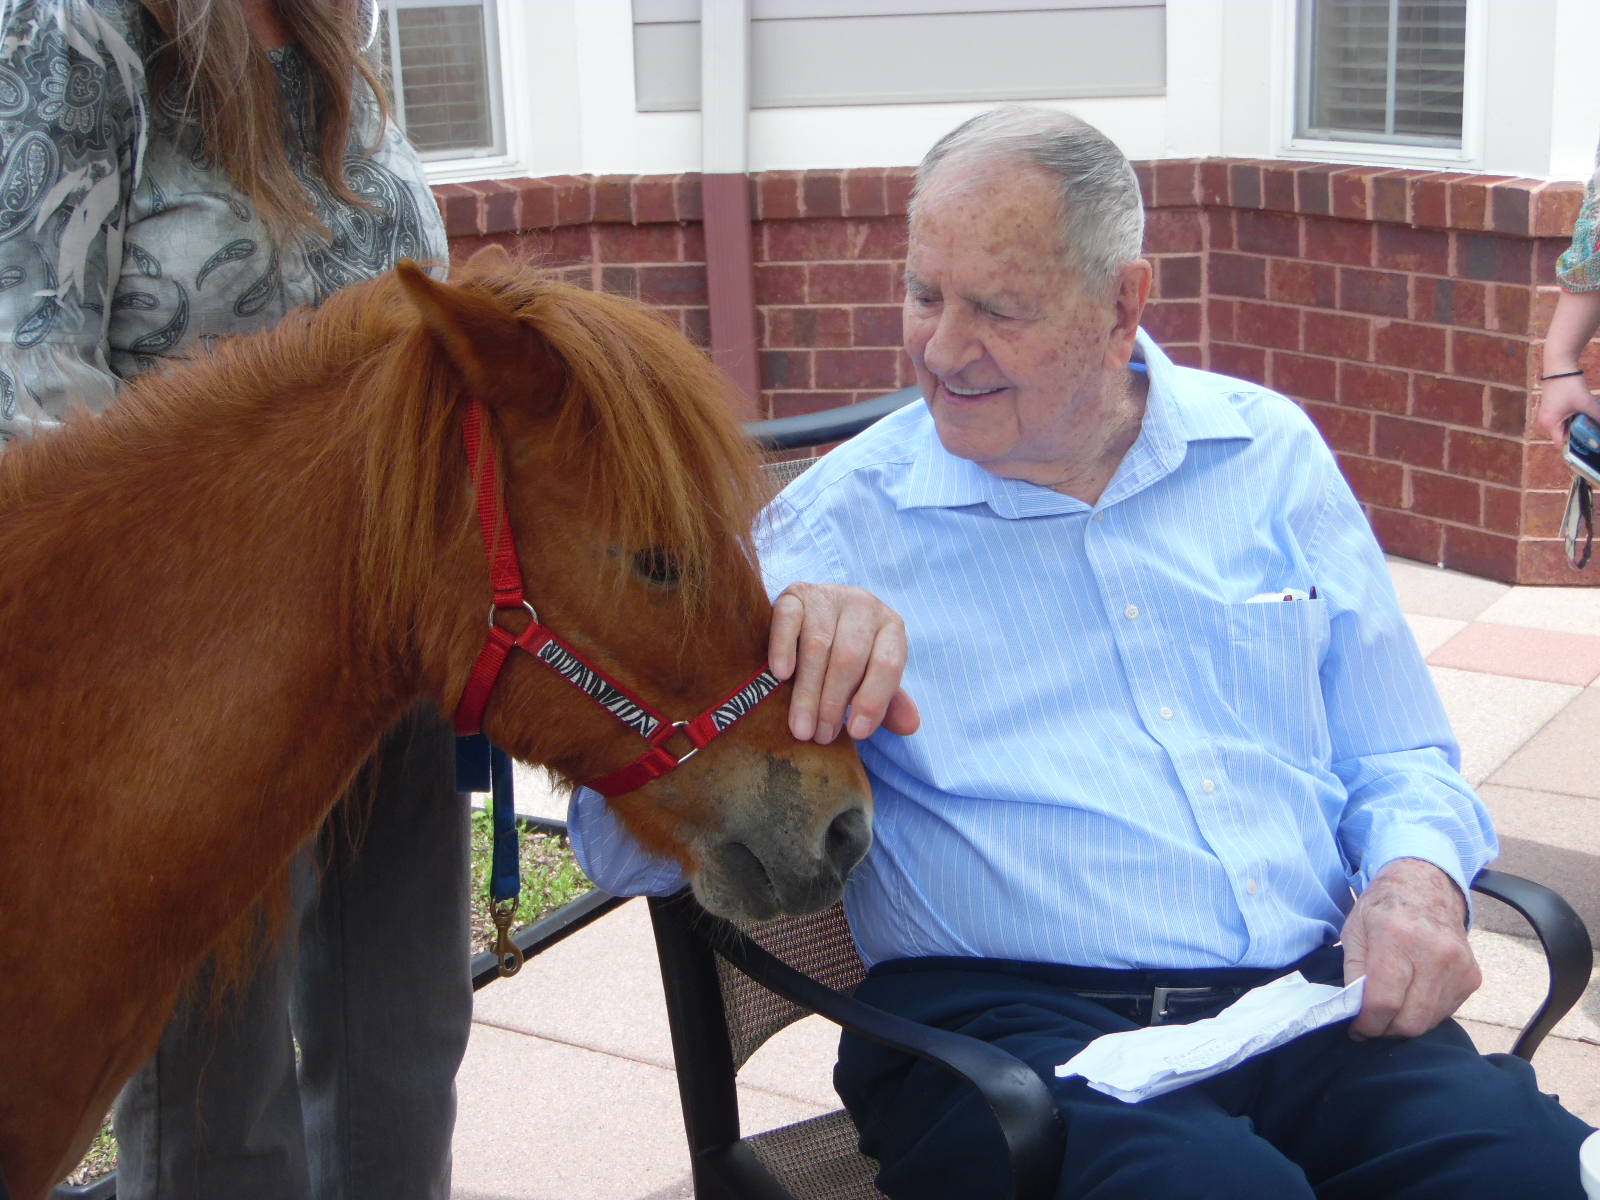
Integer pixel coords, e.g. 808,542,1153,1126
451,399,781,798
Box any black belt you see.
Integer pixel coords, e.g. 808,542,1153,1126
1071,983,1255,1027
870,945,1345,1029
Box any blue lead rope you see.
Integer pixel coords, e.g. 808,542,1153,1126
488,743,519,906
454,731,492,791
455,734,524,976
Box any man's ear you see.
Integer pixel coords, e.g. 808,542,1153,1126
394,259,561,410
1105,258,1153,370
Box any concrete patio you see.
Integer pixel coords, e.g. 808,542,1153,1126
450,555,1600,1200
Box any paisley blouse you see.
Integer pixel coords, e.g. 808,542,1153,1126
0,0,446,442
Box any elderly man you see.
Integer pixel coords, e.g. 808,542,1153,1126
571,107,1594,1197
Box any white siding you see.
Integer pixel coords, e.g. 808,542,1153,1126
423,0,1599,185
634,4,1165,112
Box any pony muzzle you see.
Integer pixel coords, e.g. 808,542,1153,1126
697,799,872,921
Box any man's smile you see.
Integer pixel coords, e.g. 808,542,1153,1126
941,381,1007,398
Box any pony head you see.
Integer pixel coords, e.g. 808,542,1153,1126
378,248,872,920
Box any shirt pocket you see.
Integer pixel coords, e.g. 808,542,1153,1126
1223,599,1332,766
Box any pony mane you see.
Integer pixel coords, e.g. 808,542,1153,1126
343,262,769,640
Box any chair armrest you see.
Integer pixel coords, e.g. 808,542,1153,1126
1470,868,1593,1061
744,387,920,451
713,921,1065,1200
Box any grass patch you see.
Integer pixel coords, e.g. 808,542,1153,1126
64,813,588,1189
60,1122,116,1189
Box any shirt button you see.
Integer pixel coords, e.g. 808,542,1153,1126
1159,706,1174,720
1094,512,1106,523
1245,877,1259,895
1124,604,1139,619
1201,778,1216,793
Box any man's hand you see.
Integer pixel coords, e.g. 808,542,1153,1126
1341,857,1480,1040
769,582,920,744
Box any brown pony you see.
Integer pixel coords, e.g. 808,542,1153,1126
0,249,871,1199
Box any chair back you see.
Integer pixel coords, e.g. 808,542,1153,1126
721,902,866,1069
649,891,888,1200
761,454,821,497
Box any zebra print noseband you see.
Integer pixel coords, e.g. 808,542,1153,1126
451,399,782,798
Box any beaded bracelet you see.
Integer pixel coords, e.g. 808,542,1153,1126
1541,369,1587,381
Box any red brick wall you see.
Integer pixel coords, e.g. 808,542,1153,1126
435,171,918,421
1154,159,1585,585
438,173,716,356
434,162,1588,585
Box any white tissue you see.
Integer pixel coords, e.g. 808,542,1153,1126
1055,973,1366,1103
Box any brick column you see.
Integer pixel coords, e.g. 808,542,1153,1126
1139,159,1586,584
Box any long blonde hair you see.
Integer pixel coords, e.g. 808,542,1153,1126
139,0,390,237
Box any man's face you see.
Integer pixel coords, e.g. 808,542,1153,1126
903,162,1128,487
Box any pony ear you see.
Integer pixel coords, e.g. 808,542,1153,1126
463,242,514,273
395,259,558,406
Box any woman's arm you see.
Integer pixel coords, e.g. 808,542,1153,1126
1535,148,1600,444
1533,288,1600,443
0,0,143,440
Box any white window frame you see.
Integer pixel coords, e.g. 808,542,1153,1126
402,0,553,183
381,0,507,164
1277,0,1486,169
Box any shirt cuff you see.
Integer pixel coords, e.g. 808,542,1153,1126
566,785,689,897
1356,826,1471,898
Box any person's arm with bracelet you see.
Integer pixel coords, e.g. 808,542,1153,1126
1534,150,1600,444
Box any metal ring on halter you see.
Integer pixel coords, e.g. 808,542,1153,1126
669,721,701,764
487,599,538,630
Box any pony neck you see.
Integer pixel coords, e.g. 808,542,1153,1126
0,346,440,1186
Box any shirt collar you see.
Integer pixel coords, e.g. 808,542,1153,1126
895,330,1254,517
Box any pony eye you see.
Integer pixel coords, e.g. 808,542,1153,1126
633,547,681,587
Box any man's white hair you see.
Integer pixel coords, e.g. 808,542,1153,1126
911,106,1145,292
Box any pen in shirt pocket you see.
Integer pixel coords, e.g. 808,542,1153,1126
1246,586,1319,603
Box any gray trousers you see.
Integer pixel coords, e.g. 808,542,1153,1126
113,709,471,1200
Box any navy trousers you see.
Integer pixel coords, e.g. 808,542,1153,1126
835,951,1594,1200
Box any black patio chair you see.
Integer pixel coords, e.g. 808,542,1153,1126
649,870,1591,1200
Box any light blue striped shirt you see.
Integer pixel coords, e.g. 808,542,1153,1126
568,332,1497,971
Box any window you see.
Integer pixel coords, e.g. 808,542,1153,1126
1295,0,1467,148
375,0,504,160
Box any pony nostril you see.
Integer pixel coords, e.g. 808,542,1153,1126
824,807,871,876
717,841,779,918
